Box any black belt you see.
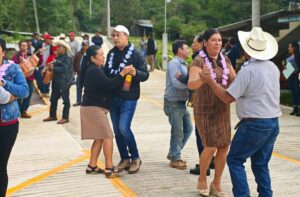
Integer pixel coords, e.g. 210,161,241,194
234,118,258,130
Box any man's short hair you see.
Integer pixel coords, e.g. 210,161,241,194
196,34,204,43
19,40,27,47
172,40,187,55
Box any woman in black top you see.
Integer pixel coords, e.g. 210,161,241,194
80,45,130,178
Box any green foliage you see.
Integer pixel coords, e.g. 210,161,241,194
0,0,297,39
280,91,292,106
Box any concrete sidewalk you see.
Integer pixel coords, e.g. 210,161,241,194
7,38,300,197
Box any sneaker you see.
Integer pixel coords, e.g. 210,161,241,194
169,160,187,170
116,159,131,171
21,111,32,118
190,164,210,176
128,158,142,174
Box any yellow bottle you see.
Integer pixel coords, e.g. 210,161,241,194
122,74,132,91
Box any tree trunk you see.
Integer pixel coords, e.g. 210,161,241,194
32,0,40,34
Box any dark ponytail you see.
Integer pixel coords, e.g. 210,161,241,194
291,42,300,67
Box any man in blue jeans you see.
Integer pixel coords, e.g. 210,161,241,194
200,27,281,197
164,40,193,170
104,25,149,174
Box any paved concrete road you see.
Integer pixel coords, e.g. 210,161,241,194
7,37,300,197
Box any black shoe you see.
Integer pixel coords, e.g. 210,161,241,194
290,107,298,115
189,164,210,176
209,157,215,169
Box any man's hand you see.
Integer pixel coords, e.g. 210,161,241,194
175,71,182,79
47,64,53,71
128,65,136,76
199,65,212,83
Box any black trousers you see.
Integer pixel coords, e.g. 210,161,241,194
0,122,19,197
50,82,70,119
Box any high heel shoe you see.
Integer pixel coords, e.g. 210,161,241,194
197,182,209,197
210,182,227,197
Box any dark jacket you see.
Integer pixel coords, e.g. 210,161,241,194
147,38,155,55
82,63,124,109
79,55,88,89
92,35,103,47
104,45,149,100
73,49,85,74
52,54,73,90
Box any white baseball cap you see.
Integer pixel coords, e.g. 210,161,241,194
114,25,130,36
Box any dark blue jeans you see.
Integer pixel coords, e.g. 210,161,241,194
75,75,82,103
110,97,139,161
164,100,193,161
18,80,33,112
288,73,300,106
227,118,279,197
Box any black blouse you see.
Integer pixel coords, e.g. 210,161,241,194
81,63,123,109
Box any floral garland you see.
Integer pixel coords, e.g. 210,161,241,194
198,50,229,86
107,43,135,76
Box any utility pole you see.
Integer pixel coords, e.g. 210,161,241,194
89,0,92,20
162,0,171,70
107,0,111,38
32,0,40,34
252,0,260,27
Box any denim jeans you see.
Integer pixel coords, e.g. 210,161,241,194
18,80,34,112
227,118,279,197
110,97,139,161
164,100,193,161
75,75,82,103
288,73,300,106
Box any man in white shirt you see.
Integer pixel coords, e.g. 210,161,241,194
200,27,281,197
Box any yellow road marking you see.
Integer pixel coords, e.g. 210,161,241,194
140,94,300,166
6,153,89,196
84,149,137,197
272,152,300,166
96,160,137,197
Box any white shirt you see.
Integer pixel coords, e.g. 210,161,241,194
227,58,282,119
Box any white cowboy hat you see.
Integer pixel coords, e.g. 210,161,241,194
238,27,278,60
59,33,66,39
55,40,71,53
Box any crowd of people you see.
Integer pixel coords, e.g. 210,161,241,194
0,23,299,197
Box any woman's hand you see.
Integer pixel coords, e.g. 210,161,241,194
199,65,212,83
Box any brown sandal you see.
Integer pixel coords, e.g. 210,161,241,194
86,165,104,174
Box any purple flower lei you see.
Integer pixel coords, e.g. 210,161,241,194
198,50,229,86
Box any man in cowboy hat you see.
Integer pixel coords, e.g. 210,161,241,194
43,40,73,124
199,27,281,197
